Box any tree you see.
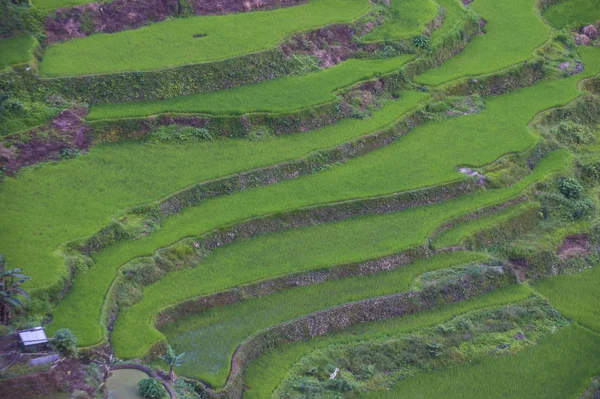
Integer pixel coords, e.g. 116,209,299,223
161,345,185,383
0,254,30,325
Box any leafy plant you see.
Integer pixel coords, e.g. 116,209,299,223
0,255,30,326
413,34,431,49
137,378,166,399
52,328,78,356
162,344,186,383
558,177,583,199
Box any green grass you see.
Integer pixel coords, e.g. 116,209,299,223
47,52,600,347
370,324,600,398
2,93,426,297
415,0,550,85
362,0,438,42
0,34,36,70
243,284,532,398
543,0,600,29
109,150,569,360
39,0,370,77
431,202,537,249
429,0,468,44
159,251,486,386
86,55,414,119
535,265,600,333
33,0,96,10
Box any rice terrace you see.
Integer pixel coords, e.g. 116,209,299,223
1,0,600,398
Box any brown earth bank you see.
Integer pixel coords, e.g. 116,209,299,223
44,0,306,44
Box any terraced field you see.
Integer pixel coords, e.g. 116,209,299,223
1,0,600,398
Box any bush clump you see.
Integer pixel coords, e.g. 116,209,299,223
558,177,584,199
138,378,166,399
52,328,78,356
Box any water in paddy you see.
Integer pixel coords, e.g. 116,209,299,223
106,369,149,399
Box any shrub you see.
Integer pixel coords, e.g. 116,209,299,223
137,378,166,399
150,125,213,143
53,328,77,356
558,177,584,199
413,34,430,49
550,121,594,146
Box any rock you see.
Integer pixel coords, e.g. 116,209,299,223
582,25,598,40
575,34,590,46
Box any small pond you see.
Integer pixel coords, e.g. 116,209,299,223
107,368,149,399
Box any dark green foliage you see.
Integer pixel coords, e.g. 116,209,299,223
558,177,583,199
551,121,595,147
137,377,166,399
0,0,43,37
0,262,30,326
52,328,77,356
413,34,431,49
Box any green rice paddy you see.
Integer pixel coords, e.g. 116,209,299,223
0,35,36,71
48,51,600,348
4,0,600,396
159,251,486,386
372,325,600,398
535,265,600,333
86,55,414,119
431,202,537,249
110,150,568,360
416,0,550,85
39,0,370,76
543,0,600,29
362,0,438,42
243,284,533,398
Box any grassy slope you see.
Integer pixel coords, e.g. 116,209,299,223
243,285,532,398
49,50,600,346
372,325,600,399
109,150,569,360
160,252,486,386
431,202,537,249
362,0,438,41
543,0,600,29
86,55,414,119
0,35,36,70
39,0,370,76
535,265,600,333
415,0,550,85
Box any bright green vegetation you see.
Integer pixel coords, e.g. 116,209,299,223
362,0,438,42
416,0,550,85
86,55,414,119
431,202,536,249
50,53,600,347
39,0,370,76
0,34,36,70
160,252,486,386
1,94,426,297
243,284,532,398
110,150,568,360
429,0,469,44
372,325,600,398
33,0,95,10
543,0,600,29
535,265,600,333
